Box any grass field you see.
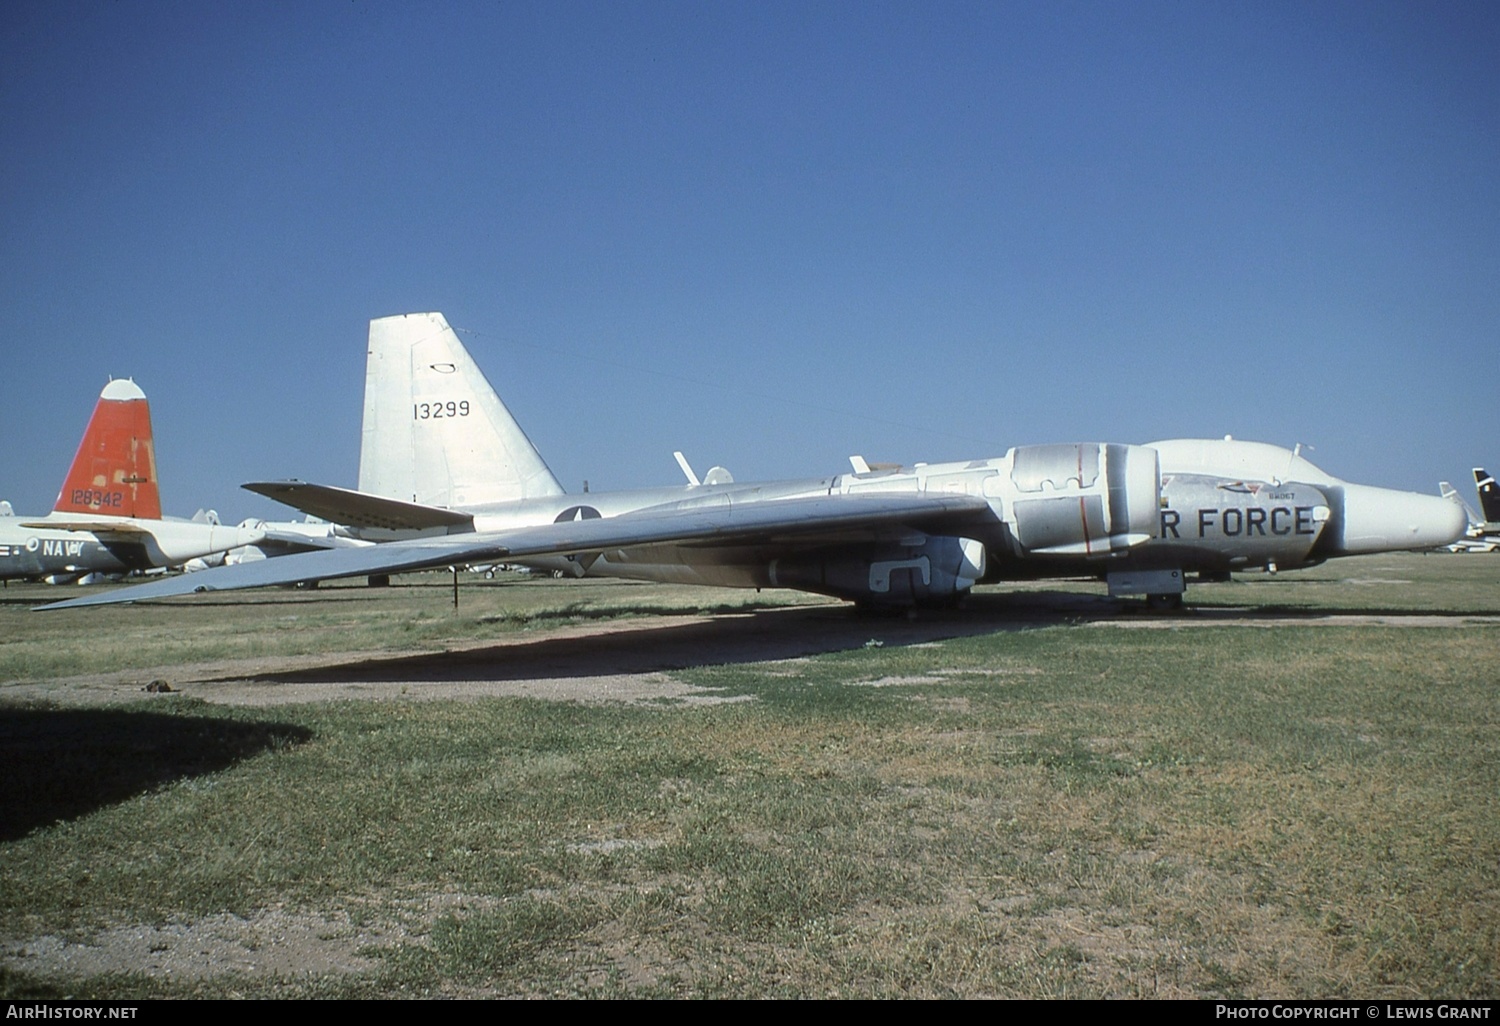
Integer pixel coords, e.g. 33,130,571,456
1,553,1496,998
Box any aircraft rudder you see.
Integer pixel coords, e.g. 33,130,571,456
1474,468,1500,524
52,379,162,519
359,312,565,506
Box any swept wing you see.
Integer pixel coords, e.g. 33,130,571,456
39,492,992,610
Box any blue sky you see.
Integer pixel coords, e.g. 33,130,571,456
2,1,1496,520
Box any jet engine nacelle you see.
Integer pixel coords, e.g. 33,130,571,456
1004,443,1160,557
769,535,987,607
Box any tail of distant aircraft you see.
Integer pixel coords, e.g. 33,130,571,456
1475,468,1500,525
52,378,162,519
1440,482,1481,528
358,312,566,508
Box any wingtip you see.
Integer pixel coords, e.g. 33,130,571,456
33,596,103,612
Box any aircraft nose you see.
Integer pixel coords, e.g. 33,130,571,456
1332,484,1469,554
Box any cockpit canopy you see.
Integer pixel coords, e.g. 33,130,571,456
1147,438,1337,486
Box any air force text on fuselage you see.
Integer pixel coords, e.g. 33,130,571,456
1161,503,1322,540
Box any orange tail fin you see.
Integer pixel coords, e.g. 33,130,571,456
53,379,162,520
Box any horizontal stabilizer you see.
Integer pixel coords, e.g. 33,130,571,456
243,481,474,532
20,518,152,536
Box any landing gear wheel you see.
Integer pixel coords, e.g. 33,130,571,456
1145,592,1183,612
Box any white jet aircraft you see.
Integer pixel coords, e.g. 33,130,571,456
3,379,265,583
1439,468,1500,553
38,314,1467,611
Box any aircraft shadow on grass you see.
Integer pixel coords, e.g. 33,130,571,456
206,587,1487,692
0,707,312,841
199,592,1092,688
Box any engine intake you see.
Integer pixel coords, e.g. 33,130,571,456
1006,443,1160,557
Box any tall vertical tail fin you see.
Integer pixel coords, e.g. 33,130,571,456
53,379,162,519
358,312,565,507
1474,468,1500,524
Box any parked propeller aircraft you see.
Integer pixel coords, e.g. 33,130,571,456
38,314,1467,612
3,380,266,583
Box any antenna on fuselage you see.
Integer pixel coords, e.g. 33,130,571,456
1287,442,1315,486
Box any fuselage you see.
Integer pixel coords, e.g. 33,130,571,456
0,512,266,583
32,437,1470,613
340,438,1463,599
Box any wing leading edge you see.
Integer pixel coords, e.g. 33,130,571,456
37,492,993,610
